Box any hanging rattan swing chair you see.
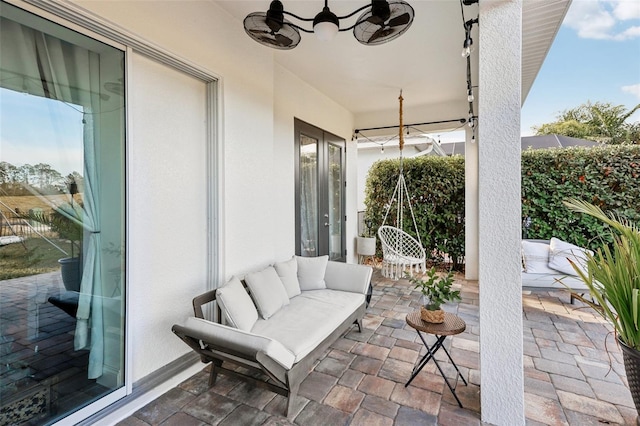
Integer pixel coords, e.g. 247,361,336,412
378,92,426,280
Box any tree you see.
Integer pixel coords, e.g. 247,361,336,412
32,163,63,192
534,101,640,144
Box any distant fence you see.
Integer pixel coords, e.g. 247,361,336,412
0,208,54,239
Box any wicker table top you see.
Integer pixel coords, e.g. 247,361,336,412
406,311,466,336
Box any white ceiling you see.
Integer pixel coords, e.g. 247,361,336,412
215,0,570,133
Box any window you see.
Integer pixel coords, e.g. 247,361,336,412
0,2,126,423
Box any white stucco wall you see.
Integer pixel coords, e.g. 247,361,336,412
68,0,357,386
273,64,356,263
127,53,209,380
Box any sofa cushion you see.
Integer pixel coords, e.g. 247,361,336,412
548,237,593,276
296,255,328,290
251,289,365,363
183,317,295,370
521,240,559,274
521,271,589,290
245,266,290,320
274,256,301,298
216,276,258,331
324,261,372,294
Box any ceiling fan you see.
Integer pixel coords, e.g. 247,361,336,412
353,1,414,46
243,0,415,50
244,1,301,50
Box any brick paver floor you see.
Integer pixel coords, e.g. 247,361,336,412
117,268,636,425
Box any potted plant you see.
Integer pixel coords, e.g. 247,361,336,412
50,179,83,291
357,218,376,259
562,198,640,419
409,267,461,323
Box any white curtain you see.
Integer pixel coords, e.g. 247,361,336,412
300,146,318,256
1,18,106,379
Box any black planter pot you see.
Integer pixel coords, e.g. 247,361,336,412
58,257,81,292
619,337,640,424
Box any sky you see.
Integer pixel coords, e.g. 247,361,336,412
521,0,640,136
0,88,84,177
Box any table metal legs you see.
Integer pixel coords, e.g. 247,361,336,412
405,330,468,408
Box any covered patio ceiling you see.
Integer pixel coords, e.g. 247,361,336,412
216,0,570,135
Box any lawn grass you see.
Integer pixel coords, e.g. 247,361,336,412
0,237,71,280
0,194,71,214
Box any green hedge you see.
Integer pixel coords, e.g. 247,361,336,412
364,145,640,270
522,145,640,249
364,156,466,269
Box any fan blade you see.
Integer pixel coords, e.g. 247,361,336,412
274,34,293,46
388,12,410,27
366,15,385,26
368,27,393,43
258,36,280,47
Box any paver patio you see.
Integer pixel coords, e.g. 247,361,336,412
0,271,106,420
115,268,636,425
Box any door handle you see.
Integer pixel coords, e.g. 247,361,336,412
324,222,330,227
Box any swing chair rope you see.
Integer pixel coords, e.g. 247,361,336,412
380,90,423,247
378,91,425,280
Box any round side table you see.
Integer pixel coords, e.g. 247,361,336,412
405,310,468,407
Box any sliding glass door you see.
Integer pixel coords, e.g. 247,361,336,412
0,2,126,423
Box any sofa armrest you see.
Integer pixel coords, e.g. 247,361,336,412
172,317,295,370
324,261,372,294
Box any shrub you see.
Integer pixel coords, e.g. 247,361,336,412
364,144,640,269
522,145,640,251
365,156,465,269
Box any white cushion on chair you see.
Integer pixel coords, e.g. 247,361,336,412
245,266,290,319
521,240,559,274
216,276,258,331
548,237,593,276
296,255,328,290
183,317,295,370
274,256,301,298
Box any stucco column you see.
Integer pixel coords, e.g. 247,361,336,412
465,127,479,280
478,0,525,424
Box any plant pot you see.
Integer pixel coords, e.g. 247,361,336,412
59,257,81,292
420,306,444,323
357,236,376,256
619,337,640,423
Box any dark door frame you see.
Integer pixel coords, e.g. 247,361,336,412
294,118,346,261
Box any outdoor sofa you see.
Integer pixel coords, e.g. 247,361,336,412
172,255,372,418
521,238,591,303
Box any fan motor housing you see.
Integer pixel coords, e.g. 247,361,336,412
266,0,285,32
371,0,391,22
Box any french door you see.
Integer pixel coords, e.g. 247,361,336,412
295,119,346,261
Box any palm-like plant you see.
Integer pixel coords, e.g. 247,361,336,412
563,199,640,350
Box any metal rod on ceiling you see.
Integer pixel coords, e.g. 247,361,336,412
354,118,467,135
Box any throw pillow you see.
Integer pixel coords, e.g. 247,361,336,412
521,240,560,274
548,237,593,276
274,256,301,298
244,266,290,319
216,276,258,331
296,255,328,290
